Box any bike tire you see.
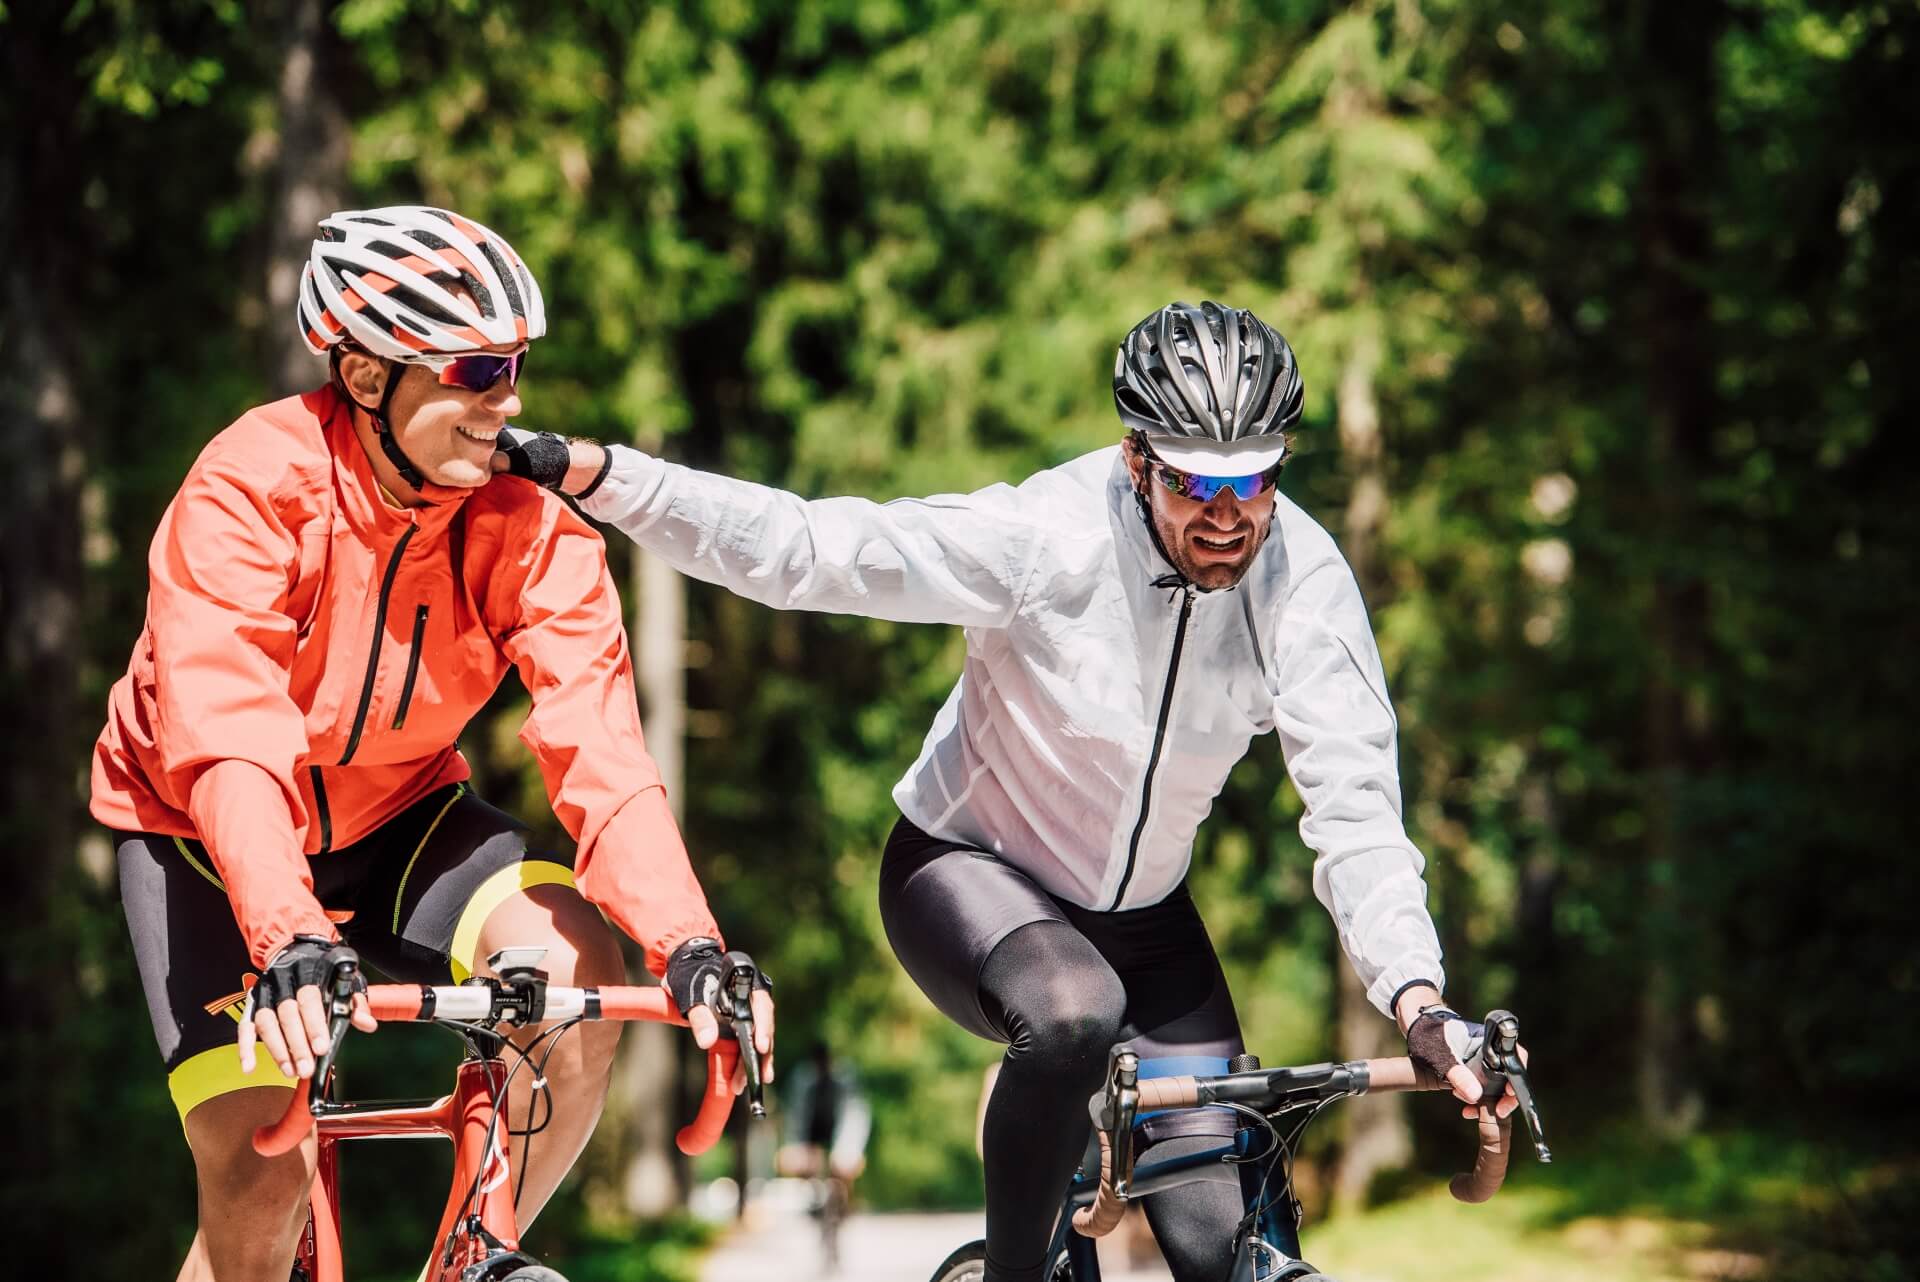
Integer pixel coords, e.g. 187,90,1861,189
926,1238,1077,1282
928,1240,987,1282
495,1268,568,1282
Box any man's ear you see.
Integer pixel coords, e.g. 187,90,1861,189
1121,435,1150,492
337,350,390,412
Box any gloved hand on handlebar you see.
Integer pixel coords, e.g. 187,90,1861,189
664,936,776,1092
239,935,376,1081
1399,987,1526,1121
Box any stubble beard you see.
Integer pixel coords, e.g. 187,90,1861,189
1155,506,1273,590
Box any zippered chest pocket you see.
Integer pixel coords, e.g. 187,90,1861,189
390,604,428,731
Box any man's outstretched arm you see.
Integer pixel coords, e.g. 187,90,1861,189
498,435,1043,629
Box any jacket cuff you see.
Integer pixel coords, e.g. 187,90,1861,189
1367,958,1447,1019
647,922,729,979
579,445,668,526
249,910,342,971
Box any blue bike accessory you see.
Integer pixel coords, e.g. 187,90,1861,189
1136,1055,1234,1123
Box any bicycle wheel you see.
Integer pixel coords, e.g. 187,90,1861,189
927,1239,1077,1282
929,1240,987,1282
495,1268,568,1282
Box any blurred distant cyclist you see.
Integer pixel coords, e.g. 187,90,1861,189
776,1042,872,1271
499,301,1523,1282
90,205,772,1282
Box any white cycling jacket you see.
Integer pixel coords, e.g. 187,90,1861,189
584,445,1445,1014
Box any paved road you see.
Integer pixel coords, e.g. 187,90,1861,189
698,1207,1175,1282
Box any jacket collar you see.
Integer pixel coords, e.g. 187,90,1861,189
1106,449,1184,586
312,384,471,543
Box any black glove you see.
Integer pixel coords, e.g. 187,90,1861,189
246,936,364,1018
1406,1003,1484,1089
495,427,573,490
663,937,772,1028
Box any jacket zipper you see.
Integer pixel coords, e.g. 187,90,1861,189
1109,581,1196,910
338,523,417,767
390,605,429,731
310,765,333,854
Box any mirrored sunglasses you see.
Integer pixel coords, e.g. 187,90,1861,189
1148,456,1286,502
420,348,528,393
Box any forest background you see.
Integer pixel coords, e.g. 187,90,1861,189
4,1,1916,1279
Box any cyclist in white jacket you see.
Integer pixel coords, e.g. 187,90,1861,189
500,301,1512,1282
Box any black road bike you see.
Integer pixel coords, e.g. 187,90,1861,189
930,1010,1549,1282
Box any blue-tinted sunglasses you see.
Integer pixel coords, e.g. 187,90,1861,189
1140,440,1287,502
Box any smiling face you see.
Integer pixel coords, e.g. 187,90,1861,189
1122,435,1279,590
337,345,524,497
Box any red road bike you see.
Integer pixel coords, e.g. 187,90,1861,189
252,944,765,1282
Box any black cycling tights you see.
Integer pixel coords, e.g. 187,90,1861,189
975,921,1243,1281
878,818,1246,1282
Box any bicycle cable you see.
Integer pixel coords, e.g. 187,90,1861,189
1232,1092,1351,1246
434,1015,585,1265
508,1017,584,1207
1209,1099,1286,1244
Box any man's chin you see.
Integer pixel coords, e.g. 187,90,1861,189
1190,562,1252,590
425,459,492,490
1172,551,1254,590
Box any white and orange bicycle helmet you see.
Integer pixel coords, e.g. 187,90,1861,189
298,204,546,359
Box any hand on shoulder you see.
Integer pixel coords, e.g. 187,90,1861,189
491,428,612,499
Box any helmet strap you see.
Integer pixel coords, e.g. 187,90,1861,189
370,360,427,491
1132,475,1196,590
330,346,427,491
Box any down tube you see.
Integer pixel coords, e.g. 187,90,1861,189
427,1057,522,1276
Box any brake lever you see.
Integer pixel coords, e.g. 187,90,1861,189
721,953,766,1118
1105,1047,1140,1198
310,956,362,1093
1477,1009,1551,1163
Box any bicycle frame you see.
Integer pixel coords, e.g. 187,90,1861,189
1043,1123,1307,1281
294,1049,520,1282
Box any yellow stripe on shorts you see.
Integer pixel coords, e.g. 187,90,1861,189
391,783,468,933
447,861,576,982
173,836,226,891
168,1043,299,1123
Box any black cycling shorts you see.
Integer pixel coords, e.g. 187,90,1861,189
879,814,1244,1139
115,783,575,1120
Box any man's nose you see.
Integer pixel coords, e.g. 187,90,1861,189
487,382,523,418
1200,490,1243,524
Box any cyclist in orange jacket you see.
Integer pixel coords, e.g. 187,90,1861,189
91,205,773,1282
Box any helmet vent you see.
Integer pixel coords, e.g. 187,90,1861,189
479,241,527,320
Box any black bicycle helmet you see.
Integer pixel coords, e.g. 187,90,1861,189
1113,301,1303,469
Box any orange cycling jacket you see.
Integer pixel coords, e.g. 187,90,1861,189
91,385,720,973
